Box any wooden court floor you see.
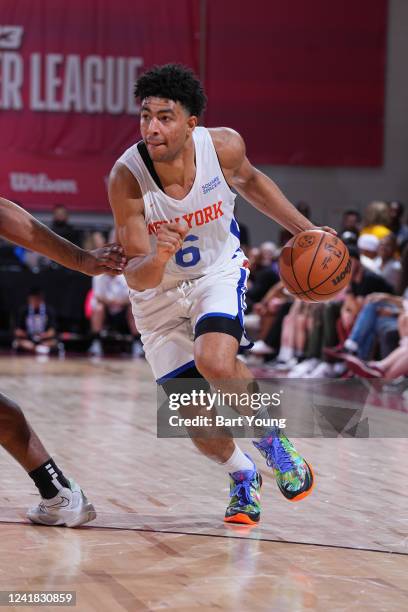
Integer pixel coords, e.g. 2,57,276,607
0,356,408,611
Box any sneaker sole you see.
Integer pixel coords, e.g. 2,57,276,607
65,503,97,527
285,461,315,502
224,513,259,526
341,355,383,378
28,502,96,528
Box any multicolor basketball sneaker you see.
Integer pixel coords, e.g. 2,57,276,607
224,455,262,526
253,430,314,501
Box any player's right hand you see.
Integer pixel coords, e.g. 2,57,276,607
155,222,189,263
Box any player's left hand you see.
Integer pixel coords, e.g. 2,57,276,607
80,244,127,276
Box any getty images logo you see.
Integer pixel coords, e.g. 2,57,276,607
0,26,23,49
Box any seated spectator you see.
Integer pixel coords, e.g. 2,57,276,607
269,299,312,369
51,205,81,246
247,247,262,285
360,200,391,240
88,273,143,358
14,287,58,355
233,204,250,255
388,200,408,249
378,234,402,292
357,234,381,273
338,293,401,361
341,209,361,236
259,241,279,271
339,311,408,380
289,292,361,378
247,281,292,356
348,246,394,297
325,248,395,359
295,247,395,377
340,230,358,246
246,242,280,311
238,221,250,255
399,242,408,296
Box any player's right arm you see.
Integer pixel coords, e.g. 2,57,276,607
0,196,125,275
108,163,187,291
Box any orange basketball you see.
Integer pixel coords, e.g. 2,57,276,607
279,230,352,302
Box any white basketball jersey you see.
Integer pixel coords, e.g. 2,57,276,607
117,127,245,284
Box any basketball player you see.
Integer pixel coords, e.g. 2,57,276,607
109,64,335,525
0,196,126,526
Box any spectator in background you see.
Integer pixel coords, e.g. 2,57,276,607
238,222,250,255
269,299,311,368
247,247,262,282
88,273,143,358
259,241,279,274
341,209,361,236
378,234,402,292
233,204,250,255
51,205,80,246
357,234,381,273
340,311,408,380
348,245,394,298
399,242,408,295
388,200,408,248
323,247,396,365
305,247,395,377
13,288,58,355
87,230,142,358
339,230,358,247
360,200,391,240
245,241,280,310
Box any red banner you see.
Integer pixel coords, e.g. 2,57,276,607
0,1,387,211
0,0,199,211
205,0,387,166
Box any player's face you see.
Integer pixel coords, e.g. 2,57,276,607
140,97,197,162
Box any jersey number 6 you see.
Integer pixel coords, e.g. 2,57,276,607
175,234,201,268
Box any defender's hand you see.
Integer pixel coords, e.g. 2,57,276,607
81,244,127,276
155,222,189,263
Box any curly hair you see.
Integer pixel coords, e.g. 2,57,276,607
134,63,207,117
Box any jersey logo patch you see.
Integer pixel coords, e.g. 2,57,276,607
202,176,221,194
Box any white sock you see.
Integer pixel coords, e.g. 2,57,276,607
344,338,358,353
278,346,294,362
223,444,254,474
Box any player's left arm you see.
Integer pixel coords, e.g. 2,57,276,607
210,128,335,236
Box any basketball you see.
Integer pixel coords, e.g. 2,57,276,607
279,230,352,302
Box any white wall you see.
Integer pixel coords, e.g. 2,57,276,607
236,0,408,246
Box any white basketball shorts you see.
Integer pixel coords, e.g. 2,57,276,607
130,263,253,382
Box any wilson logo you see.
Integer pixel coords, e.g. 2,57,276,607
331,258,352,286
10,172,78,194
